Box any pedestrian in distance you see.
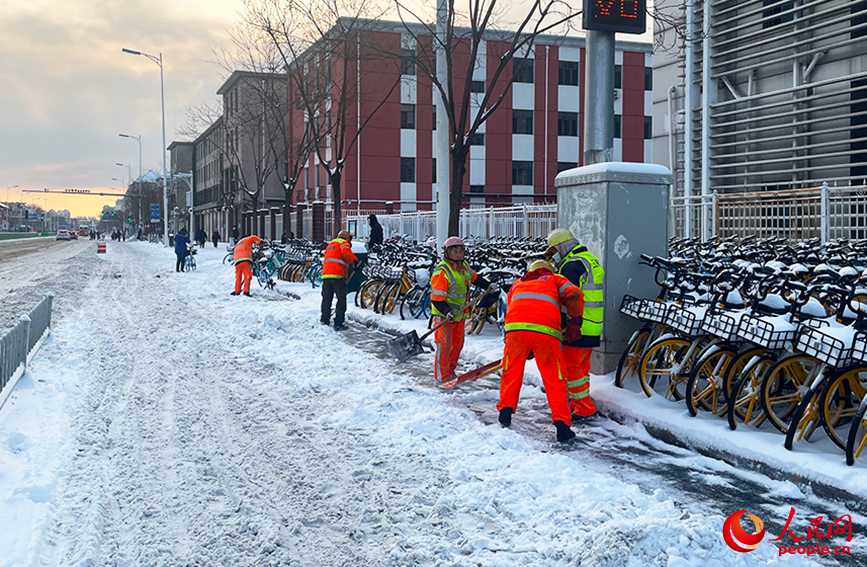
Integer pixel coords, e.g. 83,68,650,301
231,226,240,245
281,230,287,245
195,228,207,249
174,228,190,272
231,234,262,296
367,214,383,250
320,230,358,331
212,230,220,248
429,237,495,384
497,259,585,443
545,228,603,422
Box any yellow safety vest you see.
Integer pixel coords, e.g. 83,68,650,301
559,247,604,337
431,260,473,322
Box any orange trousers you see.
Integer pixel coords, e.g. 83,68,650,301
234,261,253,294
563,345,598,416
434,317,464,383
497,331,571,425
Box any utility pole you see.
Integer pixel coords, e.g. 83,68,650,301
435,0,449,247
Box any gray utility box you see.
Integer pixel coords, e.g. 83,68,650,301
555,162,672,375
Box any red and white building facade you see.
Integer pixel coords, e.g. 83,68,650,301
291,25,653,213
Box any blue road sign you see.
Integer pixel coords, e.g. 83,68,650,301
150,203,160,223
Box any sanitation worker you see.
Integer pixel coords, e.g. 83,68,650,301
320,230,358,331
545,228,603,421
429,237,495,383
497,259,584,443
231,234,262,297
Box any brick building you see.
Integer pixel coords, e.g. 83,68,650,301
290,23,653,214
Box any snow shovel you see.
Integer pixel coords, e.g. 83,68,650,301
387,286,497,362
440,360,503,389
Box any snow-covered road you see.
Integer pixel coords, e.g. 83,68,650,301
0,240,860,566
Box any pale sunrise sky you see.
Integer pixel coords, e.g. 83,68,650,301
0,0,649,218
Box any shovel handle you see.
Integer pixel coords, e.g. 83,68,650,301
417,285,498,342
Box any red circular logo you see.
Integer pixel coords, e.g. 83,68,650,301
723,510,766,552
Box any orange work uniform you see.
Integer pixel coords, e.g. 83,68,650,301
430,259,478,383
233,235,262,294
322,237,358,280
320,237,358,327
497,268,584,425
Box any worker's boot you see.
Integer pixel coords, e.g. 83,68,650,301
498,407,513,428
554,420,576,443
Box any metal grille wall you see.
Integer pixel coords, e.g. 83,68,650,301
688,0,867,194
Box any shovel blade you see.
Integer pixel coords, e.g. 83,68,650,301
387,330,425,362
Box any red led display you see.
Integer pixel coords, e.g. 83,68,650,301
583,0,647,34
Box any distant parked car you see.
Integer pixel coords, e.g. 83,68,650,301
68,230,78,240
78,227,89,237
56,230,70,241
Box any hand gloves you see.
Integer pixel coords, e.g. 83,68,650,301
444,308,456,322
564,317,583,343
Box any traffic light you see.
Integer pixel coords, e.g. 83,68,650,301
40,214,44,220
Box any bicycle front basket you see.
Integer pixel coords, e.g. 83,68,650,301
796,325,856,366
665,304,708,337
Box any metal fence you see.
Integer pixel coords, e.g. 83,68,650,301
671,183,867,242
0,293,54,409
345,204,558,242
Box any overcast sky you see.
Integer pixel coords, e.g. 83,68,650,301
0,0,240,216
0,0,651,218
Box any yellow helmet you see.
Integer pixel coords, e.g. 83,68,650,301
528,259,555,273
546,228,575,249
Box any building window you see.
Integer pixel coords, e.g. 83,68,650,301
763,0,794,28
470,133,485,146
432,105,436,130
558,112,578,137
401,104,416,129
470,80,485,93
615,65,622,89
432,158,436,183
469,185,484,194
305,167,309,188
513,109,534,134
401,49,415,75
559,61,579,86
557,162,578,173
512,161,533,185
614,114,622,139
645,67,653,91
401,157,416,182
513,58,534,83
644,116,653,140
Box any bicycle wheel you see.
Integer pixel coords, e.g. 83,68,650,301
615,327,651,389
358,280,381,309
496,296,508,336
727,353,775,430
721,347,767,404
845,397,867,465
819,367,867,451
256,266,269,288
761,355,820,434
685,346,736,417
638,337,692,400
373,282,398,314
379,282,402,314
784,380,827,451
223,252,234,265
400,286,423,320
188,256,196,271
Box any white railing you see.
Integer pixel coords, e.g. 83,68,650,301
671,183,867,242
345,204,557,242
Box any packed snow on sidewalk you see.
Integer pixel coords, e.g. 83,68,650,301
0,241,837,566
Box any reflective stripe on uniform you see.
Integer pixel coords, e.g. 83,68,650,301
584,300,605,309
324,258,346,266
559,282,578,295
504,322,562,340
510,292,561,309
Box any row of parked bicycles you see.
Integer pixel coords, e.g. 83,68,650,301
353,236,547,335
617,235,867,466
222,239,304,290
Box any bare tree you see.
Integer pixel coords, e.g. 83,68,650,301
243,0,403,238
392,0,579,235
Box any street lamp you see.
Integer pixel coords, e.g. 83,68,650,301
5,184,17,230
121,48,168,245
118,134,142,224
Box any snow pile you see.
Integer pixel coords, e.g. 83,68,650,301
0,241,840,565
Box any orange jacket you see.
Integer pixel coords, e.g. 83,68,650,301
504,269,584,340
322,237,358,279
233,235,262,265
430,260,478,321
